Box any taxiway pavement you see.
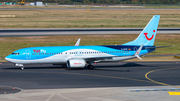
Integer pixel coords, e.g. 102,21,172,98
0,28,180,37
0,62,180,90
0,62,180,101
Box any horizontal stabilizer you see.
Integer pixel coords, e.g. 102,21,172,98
145,45,174,49
156,45,174,48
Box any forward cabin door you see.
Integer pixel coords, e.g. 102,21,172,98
26,49,31,59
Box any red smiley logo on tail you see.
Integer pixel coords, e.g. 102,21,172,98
144,33,154,41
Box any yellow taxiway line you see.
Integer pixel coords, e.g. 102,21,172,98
145,68,180,88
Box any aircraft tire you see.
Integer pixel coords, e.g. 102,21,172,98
21,67,24,70
87,65,94,69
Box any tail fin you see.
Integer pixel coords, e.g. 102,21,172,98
123,15,160,46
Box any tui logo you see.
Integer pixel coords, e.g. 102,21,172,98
33,49,46,53
33,49,40,53
144,30,155,41
144,33,154,41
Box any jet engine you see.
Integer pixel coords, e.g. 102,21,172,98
67,59,86,68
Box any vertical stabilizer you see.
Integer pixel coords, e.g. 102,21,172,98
123,15,160,46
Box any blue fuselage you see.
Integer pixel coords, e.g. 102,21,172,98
5,45,155,64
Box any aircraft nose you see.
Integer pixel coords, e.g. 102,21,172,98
5,57,11,62
5,56,13,62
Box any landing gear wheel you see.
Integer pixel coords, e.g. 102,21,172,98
87,65,94,69
21,67,24,70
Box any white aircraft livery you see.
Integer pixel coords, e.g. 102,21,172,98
5,15,160,69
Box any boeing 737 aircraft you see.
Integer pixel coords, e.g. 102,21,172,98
5,15,160,70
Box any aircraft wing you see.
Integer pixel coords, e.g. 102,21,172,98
81,44,144,63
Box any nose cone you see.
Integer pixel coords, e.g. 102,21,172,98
5,55,13,62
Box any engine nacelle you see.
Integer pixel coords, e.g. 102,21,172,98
67,59,86,68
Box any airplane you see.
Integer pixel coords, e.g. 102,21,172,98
5,15,160,70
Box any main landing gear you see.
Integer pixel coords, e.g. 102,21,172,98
21,67,24,70
14,64,24,70
87,64,94,69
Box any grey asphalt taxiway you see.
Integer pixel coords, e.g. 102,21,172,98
0,61,180,101
0,62,180,94
0,28,180,37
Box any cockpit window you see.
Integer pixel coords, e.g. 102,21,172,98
12,53,20,55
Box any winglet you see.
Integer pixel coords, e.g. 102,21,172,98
75,38,81,46
134,44,143,60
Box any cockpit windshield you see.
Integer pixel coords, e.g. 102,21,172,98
12,53,20,55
